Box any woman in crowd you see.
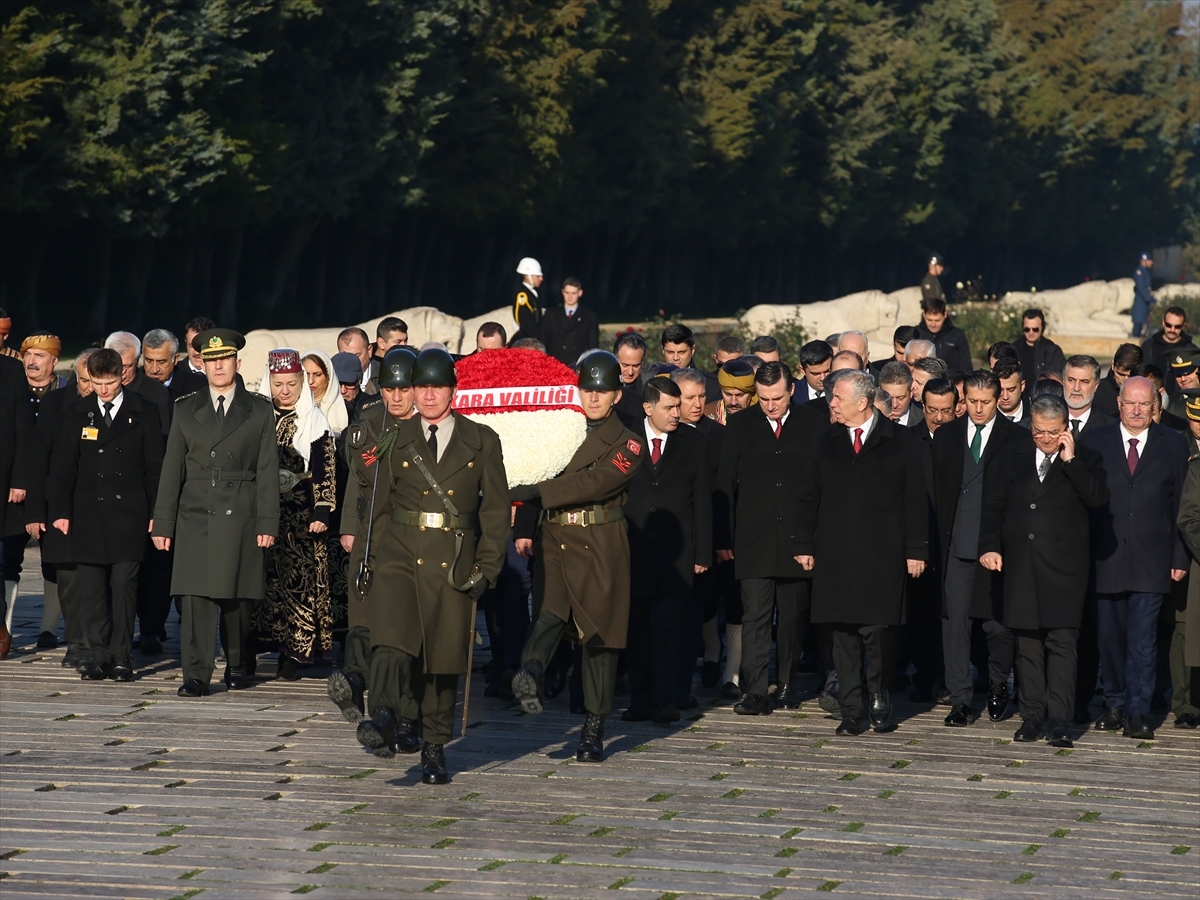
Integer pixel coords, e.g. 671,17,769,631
256,349,337,680
302,350,348,436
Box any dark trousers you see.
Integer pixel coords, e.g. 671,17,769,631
368,645,457,744
491,540,532,671
75,561,140,666
56,564,84,654
136,539,173,640
627,592,686,713
942,556,1014,705
1074,594,1100,711
181,595,253,684
676,594,702,702
1013,627,1078,724
1097,592,1164,716
831,624,895,720
522,609,618,716
1169,622,1200,717
343,624,372,679
0,532,26,582
741,577,808,697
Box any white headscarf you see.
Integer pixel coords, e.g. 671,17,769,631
301,348,348,436
258,362,331,468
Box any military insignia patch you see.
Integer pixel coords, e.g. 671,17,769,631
626,439,641,456
612,451,632,473
351,426,362,444
361,445,379,467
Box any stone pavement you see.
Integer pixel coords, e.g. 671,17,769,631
1,554,1197,900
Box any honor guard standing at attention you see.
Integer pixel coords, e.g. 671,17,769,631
152,330,280,697
511,257,545,344
355,348,509,785
510,350,644,763
327,347,418,724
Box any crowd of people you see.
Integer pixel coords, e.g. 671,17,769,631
0,250,1196,785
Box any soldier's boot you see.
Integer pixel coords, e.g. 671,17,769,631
328,670,366,724
511,659,546,715
356,706,398,759
394,715,421,755
576,713,606,763
421,742,451,785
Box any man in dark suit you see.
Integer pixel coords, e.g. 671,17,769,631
0,353,36,658
716,362,826,714
624,377,712,724
1015,308,1066,385
542,277,600,367
614,331,647,429
796,340,833,411
979,395,1109,747
48,349,164,682
1082,375,1189,740
795,369,928,734
933,370,1025,726
143,328,205,402
1092,343,1141,419
879,361,925,428
105,331,171,437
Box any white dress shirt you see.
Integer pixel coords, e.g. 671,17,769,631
1119,423,1149,459
1035,448,1059,482
97,390,125,421
1069,407,1093,432
769,409,790,436
644,419,669,457
967,414,997,458
846,411,876,446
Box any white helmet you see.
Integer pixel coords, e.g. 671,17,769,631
516,257,543,277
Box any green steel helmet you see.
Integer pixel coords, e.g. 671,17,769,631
379,347,417,389
577,350,622,391
411,347,457,388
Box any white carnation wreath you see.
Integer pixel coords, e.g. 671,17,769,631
462,408,587,488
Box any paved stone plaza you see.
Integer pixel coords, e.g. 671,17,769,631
1,555,1197,900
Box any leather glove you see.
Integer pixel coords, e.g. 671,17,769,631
467,579,489,602
508,483,541,503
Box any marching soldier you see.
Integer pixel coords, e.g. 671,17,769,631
510,350,644,763
511,257,545,344
152,329,279,697
354,348,509,785
327,347,418,724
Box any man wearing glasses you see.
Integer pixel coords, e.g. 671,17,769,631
1015,308,1065,385
104,332,171,437
1142,307,1195,395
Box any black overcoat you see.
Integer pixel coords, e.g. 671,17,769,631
0,356,35,538
978,437,1109,629
796,413,928,625
22,387,83,564
932,413,1026,618
48,392,164,564
625,425,712,598
541,305,600,368
715,402,826,579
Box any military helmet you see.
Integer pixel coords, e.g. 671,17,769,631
379,347,418,389
411,347,457,388
577,350,622,392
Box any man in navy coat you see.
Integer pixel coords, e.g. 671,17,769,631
1082,376,1189,740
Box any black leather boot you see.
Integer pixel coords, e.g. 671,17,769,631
356,706,398,759
421,742,450,784
511,659,546,715
395,715,421,754
327,670,366,724
576,713,606,762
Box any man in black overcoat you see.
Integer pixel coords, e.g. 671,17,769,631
48,349,164,682
542,277,600,367
979,395,1109,747
624,377,712,724
933,370,1026,726
716,361,826,715
0,353,35,658
795,369,928,734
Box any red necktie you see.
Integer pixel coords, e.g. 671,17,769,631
651,437,662,464
853,427,863,454
1127,437,1139,475
774,420,783,439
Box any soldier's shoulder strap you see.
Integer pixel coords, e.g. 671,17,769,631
174,390,199,403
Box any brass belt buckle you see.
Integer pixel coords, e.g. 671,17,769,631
565,511,580,525
420,511,445,528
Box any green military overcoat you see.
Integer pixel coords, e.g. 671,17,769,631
153,386,280,600
1176,458,1200,667
368,412,509,673
533,412,643,649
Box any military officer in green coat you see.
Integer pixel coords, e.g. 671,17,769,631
327,347,418,724
355,348,509,785
510,350,643,763
152,329,280,697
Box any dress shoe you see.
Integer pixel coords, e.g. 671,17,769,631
869,693,896,732
139,634,162,656
720,681,743,701
576,713,606,762
75,657,92,674
1013,718,1042,742
81,661,112,681
935,683,952,706
1123,713,1154,740
111,658,135,682
987,683,1009,722
1094,707,1125,731
177,678,210,697
734,693,771,716
652,705,681,726
1073,703,1092,725
944,704,977,727
276,655,300,681
223,666,251,690
835,717,864,736
36,630,58,650
420,742,451,784
676,695,698,711
701,661,720,689
62,650,81,669
818,690,841,714
356,706,399,759
511,661,545,715
1174,712,1198,729
1046,719,1073,748
621,707,652,722
0,622,10,660
775,683,800,710
327,670,365,723
394,716,421,754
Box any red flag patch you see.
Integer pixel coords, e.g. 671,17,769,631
626,439,642,456
612,451,632,473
